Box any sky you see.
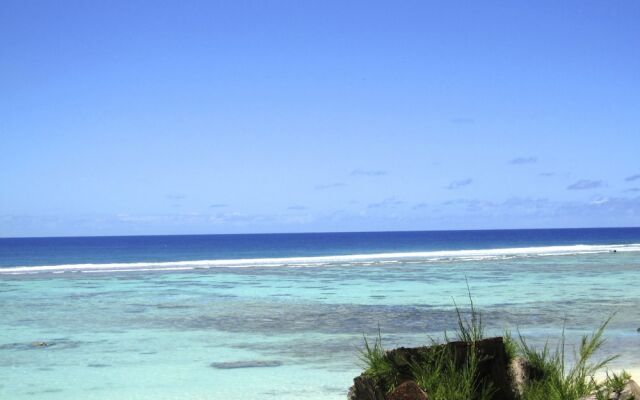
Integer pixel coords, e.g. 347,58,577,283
1,1,640,237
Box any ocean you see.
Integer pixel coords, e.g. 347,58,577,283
2,228,640,399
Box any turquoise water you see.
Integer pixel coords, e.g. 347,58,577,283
2,245,640,399
0,231,640,400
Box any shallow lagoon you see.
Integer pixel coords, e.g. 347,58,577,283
2,251,640,399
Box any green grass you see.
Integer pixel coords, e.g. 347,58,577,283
410,343,494,400
517,316,617,400
451,281,484,343
412,282,494,399
503,330,518,361
604,370,631,393
359,284,494,399
357,287,620,400
595,370,632,400
358,329,400,391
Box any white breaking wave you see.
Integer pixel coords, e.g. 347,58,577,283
1,243,640,275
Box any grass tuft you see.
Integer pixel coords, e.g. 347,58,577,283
503,330,518,361
595,370,632,400
357,285,620,400
410,344,494,400
411,283,493,400
358,329,399,392
452,280,484,343
518,315,617,400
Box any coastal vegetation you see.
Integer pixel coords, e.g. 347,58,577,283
515,316,616,400
358,290,493,399
353,291,634,400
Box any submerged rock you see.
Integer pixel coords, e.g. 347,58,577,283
209,360,283,369
0,339,81,351
87,363,110,368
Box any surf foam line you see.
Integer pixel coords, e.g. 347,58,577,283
2,243,640,275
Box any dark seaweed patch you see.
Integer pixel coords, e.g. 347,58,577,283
210,360,283,369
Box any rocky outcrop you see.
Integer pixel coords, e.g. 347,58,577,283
348,375,386,400
348,337,517,400
348,336,639,400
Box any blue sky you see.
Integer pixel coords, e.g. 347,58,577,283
1,1,639,237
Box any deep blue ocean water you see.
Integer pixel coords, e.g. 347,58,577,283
2,228,640,399
2,227,640,268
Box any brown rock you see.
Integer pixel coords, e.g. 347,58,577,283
347,375,386,400
386,381,428,400
347,337,519,400
385,337,517,400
